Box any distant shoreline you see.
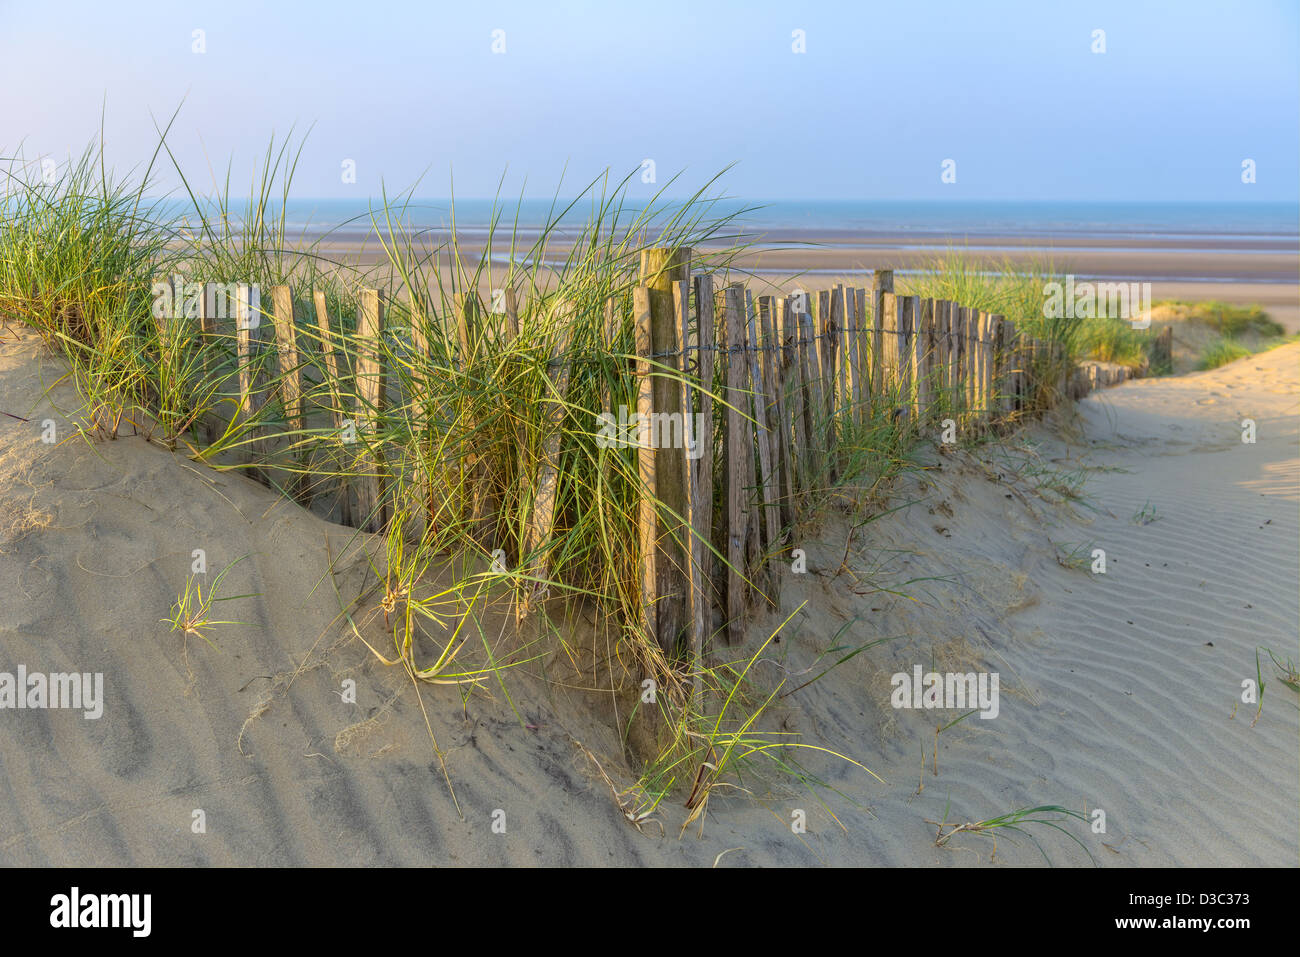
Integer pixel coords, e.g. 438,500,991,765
277,234,1300,333
295,231,1299,284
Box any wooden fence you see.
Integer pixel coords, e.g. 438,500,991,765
174,254,1100,671
625,259,1069,661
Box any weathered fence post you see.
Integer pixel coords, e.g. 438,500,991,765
780,297,808,507
798,305,824,485
270,285,306,500
688,274,716,708
818,290,839,474
981,313,1000,429
997,317,1016,421
881,292,907,425
722,283,753,644
937,300,951,416
744,291,779,565
914,297,934,425
235,282,266,480
871,270,894,404
952,302,966,417
963,307,979,426
832,284,848,420
897,295,915,428
236,283,261,425
844,285,863,428
633,285,658,647
761,296,796,529
640,248,692,655
312,291,353,527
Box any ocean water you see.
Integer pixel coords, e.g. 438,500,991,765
162,198,1298,244
152,197,1297,281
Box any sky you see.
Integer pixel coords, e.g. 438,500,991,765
1,0,1297,202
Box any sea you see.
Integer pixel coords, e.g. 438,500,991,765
159,198,1299,282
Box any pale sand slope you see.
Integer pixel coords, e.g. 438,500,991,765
0,323,1295,866
741,343,1298,866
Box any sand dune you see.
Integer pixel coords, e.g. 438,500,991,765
0,323,1294,866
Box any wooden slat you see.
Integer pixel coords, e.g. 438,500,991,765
746,291,779,558
818,290,838,469
694,274,716,626
756,296,783,522
313,291,352,527
832,284,847,418
982,313,1000,428
678,278,705,714
633,285,657,645
640,248,692,655
267,285,305,501
954,305,969,420
844,285,863,428
740,290,761,585
870,270,894,404
799,304,824,481
975,311,990,428
779,297,808,504
761,296,795,529
1016,330,1028,412
235,282,268,482
956,308,967,423
270,285,303,435
897,295,914,428
913,297,933,425
995,316,1014,420
236,283,261,425
935,300,952,420
879,292,898,420
723,283,751,643
354,288,387,532
949,301,961,415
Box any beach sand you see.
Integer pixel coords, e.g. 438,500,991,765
0,323,1295,866
302,232,1300,333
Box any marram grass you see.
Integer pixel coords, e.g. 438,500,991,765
1,127,918,830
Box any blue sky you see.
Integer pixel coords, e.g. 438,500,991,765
1,0,1296,201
